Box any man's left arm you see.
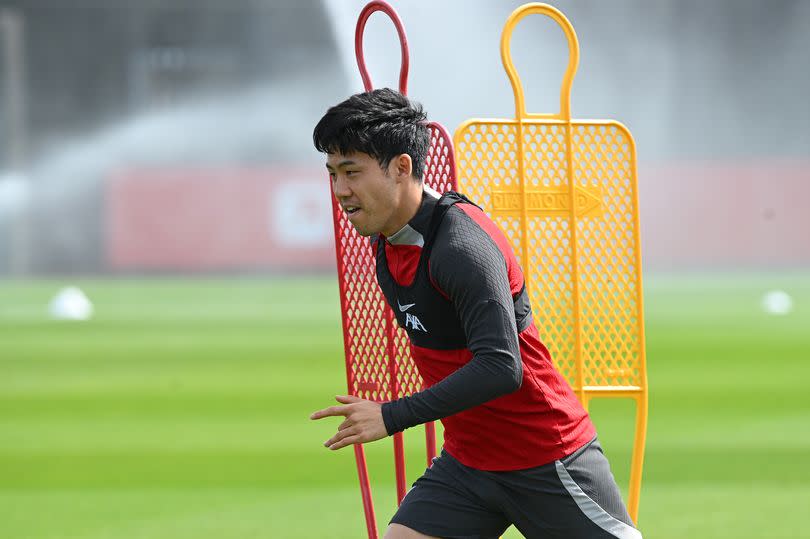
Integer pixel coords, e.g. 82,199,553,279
380,208,523,435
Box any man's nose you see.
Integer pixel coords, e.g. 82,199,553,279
333,175,352,199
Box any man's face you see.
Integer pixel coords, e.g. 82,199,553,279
326,152,401,237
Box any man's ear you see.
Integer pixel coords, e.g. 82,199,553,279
392,153,413,182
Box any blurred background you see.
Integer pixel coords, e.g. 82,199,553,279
1,0,808,538
1,0,807,274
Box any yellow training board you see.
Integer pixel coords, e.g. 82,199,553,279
453,3,648,523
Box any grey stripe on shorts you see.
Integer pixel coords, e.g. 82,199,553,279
555,460,642,539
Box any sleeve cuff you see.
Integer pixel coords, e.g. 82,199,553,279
381,401,404,436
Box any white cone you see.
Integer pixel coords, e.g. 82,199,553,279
761,290,793,316
48,286,94,321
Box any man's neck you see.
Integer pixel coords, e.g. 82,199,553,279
381,181,424,237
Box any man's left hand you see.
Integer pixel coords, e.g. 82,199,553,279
310,395,388,450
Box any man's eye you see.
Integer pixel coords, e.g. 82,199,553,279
346,170,359,177
328,173,336,182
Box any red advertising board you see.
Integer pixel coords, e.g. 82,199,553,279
106,167,335,271
106,161,810,272
638,160,810,268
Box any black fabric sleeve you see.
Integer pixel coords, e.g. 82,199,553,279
381,206,523,435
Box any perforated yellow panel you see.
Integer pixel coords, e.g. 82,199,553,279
456,120,644,391
453,3,647,523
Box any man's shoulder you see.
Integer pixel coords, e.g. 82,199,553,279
434,201,493,241
430,202,500,267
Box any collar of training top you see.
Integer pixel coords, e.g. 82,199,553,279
386,186,441,247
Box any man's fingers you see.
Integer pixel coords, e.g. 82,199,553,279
337,418,352,431
310,396,366,420
309,405,350,420
335,395,362,404
324,426,358,448
328,433,362,450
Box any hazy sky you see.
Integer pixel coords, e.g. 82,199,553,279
324,0,810,161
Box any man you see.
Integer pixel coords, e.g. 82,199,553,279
310,88,641,539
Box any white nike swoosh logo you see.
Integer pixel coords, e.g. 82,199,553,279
398,301,416,312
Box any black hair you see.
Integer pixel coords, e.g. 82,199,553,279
313,88,430,180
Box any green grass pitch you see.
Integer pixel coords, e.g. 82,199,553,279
1,274,809,538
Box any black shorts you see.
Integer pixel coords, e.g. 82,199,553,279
390,436,641,539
